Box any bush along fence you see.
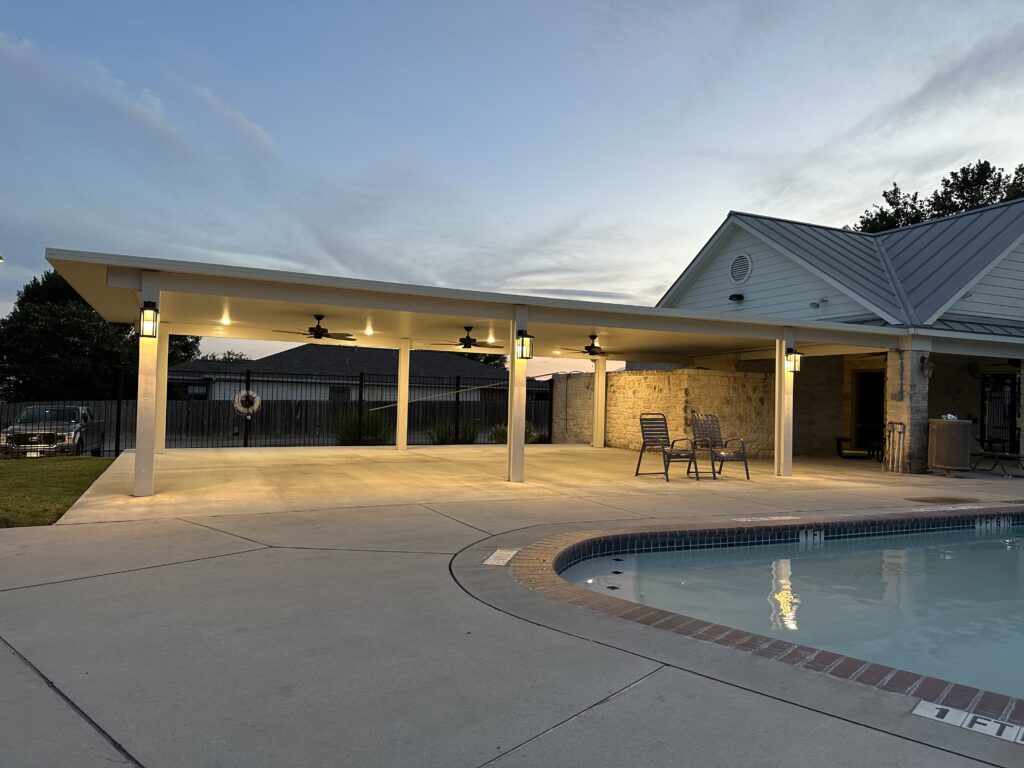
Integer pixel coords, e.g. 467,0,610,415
0,365,554,457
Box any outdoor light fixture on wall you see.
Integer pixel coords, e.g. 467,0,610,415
784,347,803,373
920,355,936,380
139,301,159,338
515,330,535,360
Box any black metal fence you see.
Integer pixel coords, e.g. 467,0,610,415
0,365,554,456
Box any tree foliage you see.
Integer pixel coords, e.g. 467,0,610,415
854,160,1024,233
199,350,250,362
0,270,202,400
454,352,508,369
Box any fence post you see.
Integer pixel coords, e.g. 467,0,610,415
357,373,365,441
243,369,251,448
454,375,461,441
114,366,124,456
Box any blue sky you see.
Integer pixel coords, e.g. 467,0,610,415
2,1,1024,359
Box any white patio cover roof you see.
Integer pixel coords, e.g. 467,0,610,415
46,248,1024,360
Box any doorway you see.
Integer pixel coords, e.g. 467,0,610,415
854,371,885,451
980,374,1020,451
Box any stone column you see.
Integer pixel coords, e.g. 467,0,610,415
884,345,930,473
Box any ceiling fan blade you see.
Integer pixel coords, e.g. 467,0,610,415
560,347,585,353
272,329,308,335
430,342,458,346
472,342,504,349
324,332,356,341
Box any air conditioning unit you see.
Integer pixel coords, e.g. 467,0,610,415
927,419,972,472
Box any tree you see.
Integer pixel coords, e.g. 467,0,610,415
854,160,1024,233
0,270,202,399
199,350,250,362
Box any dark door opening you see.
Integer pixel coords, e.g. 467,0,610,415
980,374,1020,452
854,371,885,451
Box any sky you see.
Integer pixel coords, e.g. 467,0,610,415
2,1,1024,373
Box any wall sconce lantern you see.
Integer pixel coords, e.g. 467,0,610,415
920,355,936,380
139,300,159,338
515,330,535,360
784,347,803,373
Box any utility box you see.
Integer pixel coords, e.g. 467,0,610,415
927,419,973,472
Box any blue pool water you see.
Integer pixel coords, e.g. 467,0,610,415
562,524,1024,697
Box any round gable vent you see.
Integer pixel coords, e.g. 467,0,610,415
729,253,752,284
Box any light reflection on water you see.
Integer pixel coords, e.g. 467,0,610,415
562,526,1024,697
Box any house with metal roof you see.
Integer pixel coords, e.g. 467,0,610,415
652,197,1024,469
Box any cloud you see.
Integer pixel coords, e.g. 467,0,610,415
194,85,275,150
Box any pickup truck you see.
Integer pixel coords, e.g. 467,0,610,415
0,405,105,457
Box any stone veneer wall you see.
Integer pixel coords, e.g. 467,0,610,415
552,369,775,457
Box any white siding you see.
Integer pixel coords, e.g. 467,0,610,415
666,229,871,320
944,240,1024,319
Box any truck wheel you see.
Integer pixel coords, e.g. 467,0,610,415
91,434,105,457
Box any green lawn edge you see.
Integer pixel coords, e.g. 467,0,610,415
0,457,114,527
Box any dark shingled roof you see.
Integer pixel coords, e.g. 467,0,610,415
172,345,507,378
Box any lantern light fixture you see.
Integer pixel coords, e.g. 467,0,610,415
515,329,535,360
920,355,936,380
784,347,803,373
139,300,159,338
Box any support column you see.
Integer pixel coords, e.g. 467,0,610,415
396,338,410,449
884,340,931,473
592,356,607,448
506,306,528,482
133,273,160,497
154,332,169,454
773,330,794,477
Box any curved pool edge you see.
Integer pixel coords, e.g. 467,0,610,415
449,506,1024,766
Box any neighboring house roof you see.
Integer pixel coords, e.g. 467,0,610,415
661,196,1024,327
172,345,508,378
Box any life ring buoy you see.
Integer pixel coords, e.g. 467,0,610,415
233,389,262,416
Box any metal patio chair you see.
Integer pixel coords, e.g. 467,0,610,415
970,438,1024,477
635,412,699,481
691,412,750,480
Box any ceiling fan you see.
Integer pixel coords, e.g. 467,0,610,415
561,334,607,356
432,326,504,350
273,314,356,341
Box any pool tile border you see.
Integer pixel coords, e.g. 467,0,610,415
508,508,1024,726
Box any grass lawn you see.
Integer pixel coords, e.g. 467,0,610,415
0,457,113,527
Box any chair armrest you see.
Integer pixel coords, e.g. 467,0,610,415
670,438,694,450
724,438,746,451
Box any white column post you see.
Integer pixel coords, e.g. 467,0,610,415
773,329,795,477
154,332,169,454
396,338,411,449
133,272,160,497
592,356,607,448
506,305,528,482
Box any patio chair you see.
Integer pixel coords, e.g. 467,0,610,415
691,412,750,480
970,438,1024,477
635,412,699,481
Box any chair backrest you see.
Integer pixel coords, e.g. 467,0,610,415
691,412,723,448
639,412,671,446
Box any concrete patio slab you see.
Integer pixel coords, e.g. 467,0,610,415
192,503,487,552
488,666,980,768
0,644,128,768
0,518,262,592
0,547,656,768
421,497,653,534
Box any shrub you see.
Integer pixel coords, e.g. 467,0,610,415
490,423,542,444
336,408,390,446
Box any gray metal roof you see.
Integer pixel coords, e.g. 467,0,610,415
731,214,906,322
721,196,1024,327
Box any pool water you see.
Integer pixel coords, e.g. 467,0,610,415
563,525,1024,697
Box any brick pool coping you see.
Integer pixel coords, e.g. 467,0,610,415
508,508,1024,727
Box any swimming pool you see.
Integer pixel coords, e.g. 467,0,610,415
562,520,1024,698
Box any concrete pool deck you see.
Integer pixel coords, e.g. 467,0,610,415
3,445,1024,766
